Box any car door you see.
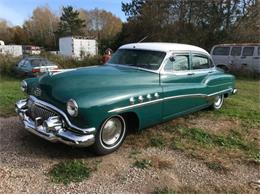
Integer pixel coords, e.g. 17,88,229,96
252,46,260,74
211,46,231,67
160,52,208,120
230,46,242,71
20,59,31,74
15,59,25,74
241,46,254,72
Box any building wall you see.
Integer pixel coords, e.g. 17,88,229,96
59,37,73,57
59,37,97,58
0,45,23,57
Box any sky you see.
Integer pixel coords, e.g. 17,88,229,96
0,0,131,26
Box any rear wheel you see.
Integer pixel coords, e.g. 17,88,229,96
211,94,224,110
93,115,127,155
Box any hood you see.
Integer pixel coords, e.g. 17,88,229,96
37,65,159,103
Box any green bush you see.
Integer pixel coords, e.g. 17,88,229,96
0,54,21,76
49,160,92,185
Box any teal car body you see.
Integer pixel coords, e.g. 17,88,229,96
15,43,237,154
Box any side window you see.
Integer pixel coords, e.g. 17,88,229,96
192,55,211,70
164,55,189,72
212,47,230,56
242,47,254,56
23,60,30,67
257,47,260,56
231,47,242,56
18,59,25,67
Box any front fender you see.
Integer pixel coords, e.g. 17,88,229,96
73,85,162,130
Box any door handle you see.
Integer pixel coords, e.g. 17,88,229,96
241,56,246,59
187,73,194,76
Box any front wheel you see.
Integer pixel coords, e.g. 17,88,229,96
211,94,224,110
93,115,127,155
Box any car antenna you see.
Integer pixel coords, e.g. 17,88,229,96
138,35,149,43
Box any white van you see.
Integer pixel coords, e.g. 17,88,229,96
211,43,260,74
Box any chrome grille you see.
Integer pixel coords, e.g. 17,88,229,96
29,103,57,120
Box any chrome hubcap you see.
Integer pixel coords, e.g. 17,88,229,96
101,118,122,146
214,95,223,108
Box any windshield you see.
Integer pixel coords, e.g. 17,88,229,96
108,49,166,70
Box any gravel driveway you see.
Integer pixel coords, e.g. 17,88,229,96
0,117,259,193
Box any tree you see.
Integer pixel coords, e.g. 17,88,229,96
79,9,122,53
12,26,29,45
121,0,257,50
23,6,58,49
79,9,122,40
57,6,85,37
0,19,13,44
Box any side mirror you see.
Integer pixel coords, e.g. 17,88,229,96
169,56,176,62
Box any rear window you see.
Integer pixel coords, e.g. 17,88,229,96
213,47,230,56
231,47,242,56
242,47,254,56
30,59,45,67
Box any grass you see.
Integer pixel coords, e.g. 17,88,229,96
0,76,25,117
212,79,260,129
150,136,166,149
49,160,92,185
170,126,259,161
132,159,151,169
205,161,228,173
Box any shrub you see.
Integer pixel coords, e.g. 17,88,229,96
132,159,151,169
0,54,21,76
0,53,102,77
40,52,102,69
48,160,92,185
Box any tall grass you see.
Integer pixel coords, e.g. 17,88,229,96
0,54,21,76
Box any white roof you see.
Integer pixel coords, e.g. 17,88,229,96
120,42,209,55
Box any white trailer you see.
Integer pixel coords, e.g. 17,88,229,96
59,36,97,58
0,45,23,57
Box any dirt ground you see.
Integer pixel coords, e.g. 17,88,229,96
0,117,259,193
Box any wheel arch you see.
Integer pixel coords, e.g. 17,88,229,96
120,111,140,133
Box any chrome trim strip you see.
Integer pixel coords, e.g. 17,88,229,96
107,64,160,74
29,96,95,134
109,98,163,113
108,88,233,113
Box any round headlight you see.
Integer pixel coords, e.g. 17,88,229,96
20,80,27,92
67,99,78,117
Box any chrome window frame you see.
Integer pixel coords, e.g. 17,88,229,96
190,52,215,73
108,49,215,75
160,50,216,76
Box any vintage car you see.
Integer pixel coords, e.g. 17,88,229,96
15,43,237,155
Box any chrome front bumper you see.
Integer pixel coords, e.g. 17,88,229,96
15,98,96,147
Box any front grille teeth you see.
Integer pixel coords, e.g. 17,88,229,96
29,103,57,121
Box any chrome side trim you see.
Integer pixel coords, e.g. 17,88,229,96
108,88,233,113
109,98,163,113
107,64,160,74
29,96,95,134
